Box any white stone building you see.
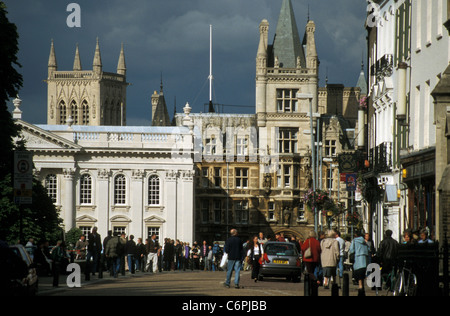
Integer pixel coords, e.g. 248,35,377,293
14,106,195,244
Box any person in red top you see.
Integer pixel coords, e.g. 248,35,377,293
301,230,321,281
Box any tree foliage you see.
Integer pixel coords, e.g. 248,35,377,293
0,2,63,244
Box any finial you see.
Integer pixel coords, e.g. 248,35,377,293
13,95,22,120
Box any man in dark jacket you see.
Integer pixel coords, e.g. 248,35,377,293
377,230,398,275
105,232,122,278
87,227,102,275
223,229,244,288
125,235,137,274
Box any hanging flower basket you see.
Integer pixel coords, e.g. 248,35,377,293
303,189,331,209
346,212,361,226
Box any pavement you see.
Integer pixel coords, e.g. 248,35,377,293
36,267,384,296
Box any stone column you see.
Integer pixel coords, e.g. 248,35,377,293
131,170,145,238
179,170,195,245
165,170,178,240
96,169,111,238
63,168,76,231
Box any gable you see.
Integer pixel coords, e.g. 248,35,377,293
16,120,82,151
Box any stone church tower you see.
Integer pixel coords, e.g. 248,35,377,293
256,0,319,161
46,39,129,126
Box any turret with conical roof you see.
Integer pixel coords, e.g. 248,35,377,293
73,43,82,71
93,37,102,75
117,43,126,76
48,39,57,78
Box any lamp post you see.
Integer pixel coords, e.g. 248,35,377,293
297,93,319,232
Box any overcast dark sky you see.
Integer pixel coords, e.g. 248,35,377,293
4,0,368,126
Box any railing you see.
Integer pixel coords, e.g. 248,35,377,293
369,141,393,173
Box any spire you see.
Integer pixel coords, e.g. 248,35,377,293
48,39,57,76
117,42,126,75
73,43,82,71
151,91,171,126
356,60,368,96
93,37,102,74
272,0,305,68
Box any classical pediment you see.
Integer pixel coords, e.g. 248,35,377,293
144,215,166,224
15,120,82,151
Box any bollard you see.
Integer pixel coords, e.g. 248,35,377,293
304,273,310,296
85,260,90,281
311,277,319,296
342,272,349,296
331,282,339,296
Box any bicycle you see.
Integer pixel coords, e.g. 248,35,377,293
392,260,418,296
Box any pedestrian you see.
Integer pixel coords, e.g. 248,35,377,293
191,242,200,270
223,228,244,289
335,231,345,283
175,240,183,270
212,242,221,271
136,238,146,272
163,239,175,271
119,233,127,275
402,229,416,245
376,229,398,276
105,232,122,278
75,235,88,260
418,228,434,244
102,230,113,274
125,235,137,274
87,227,102,275
246,235,264,282
320,230,340,289
364,233,376,264
258,232,268,245
301,230,321,282
206,245,213,271
349,230,369,296
200,240,209,270
146,233,159,273
51,240,65,287
182,242,190,271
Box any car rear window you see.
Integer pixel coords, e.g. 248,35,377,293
265,243,297,256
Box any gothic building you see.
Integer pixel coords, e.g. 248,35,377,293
46,39,128,126
175,0,363,242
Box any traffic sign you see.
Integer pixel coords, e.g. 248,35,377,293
14,151,33,204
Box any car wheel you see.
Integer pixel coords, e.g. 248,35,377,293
258,275,264,281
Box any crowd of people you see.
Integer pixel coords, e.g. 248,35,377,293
21,225,435,292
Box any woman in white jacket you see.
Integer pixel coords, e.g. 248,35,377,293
246,235,264,282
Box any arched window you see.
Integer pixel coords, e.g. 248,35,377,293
80,174,92,204
114,174,126,205
148,175,160,205
45,174,57,203
71,100,78,124
82,100,89,125
59,101,67,124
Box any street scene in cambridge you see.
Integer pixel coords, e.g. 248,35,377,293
1,0,450,304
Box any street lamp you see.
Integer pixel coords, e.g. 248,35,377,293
297,93,319,232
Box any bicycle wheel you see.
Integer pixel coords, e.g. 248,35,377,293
392,272,404,296
406,273,418,296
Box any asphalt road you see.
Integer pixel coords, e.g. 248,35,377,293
38,268,380,297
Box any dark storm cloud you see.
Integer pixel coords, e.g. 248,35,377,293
4,0,367,125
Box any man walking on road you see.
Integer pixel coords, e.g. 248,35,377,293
223,229,244,289
146,233,159,273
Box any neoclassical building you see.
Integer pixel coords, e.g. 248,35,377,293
13,38,196,244
14,117,195,244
